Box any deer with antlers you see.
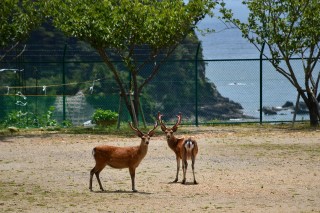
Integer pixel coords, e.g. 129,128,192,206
157,112,198,184
89,122,158,192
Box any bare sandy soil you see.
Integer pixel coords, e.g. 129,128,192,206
0,126,319,213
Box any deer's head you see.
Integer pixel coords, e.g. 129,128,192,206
157,112,181,140
129,121,158,145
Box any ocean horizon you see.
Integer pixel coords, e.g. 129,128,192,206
196,1,311,122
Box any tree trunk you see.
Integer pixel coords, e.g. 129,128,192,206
132,96,140,126
127,92,140,127
307,92,320,127
132,72,140,125
97,48,139,124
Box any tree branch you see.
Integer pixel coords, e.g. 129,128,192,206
138,43,180,94
0,42,21,62
97,47,130,105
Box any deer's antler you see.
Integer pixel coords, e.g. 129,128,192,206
148,121,158,136
128,122,144,137
172,112,182,132
157,111,167,130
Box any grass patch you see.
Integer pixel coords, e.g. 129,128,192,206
0,179,89,212
0,122,318,138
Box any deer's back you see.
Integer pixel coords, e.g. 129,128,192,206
93,145,145,168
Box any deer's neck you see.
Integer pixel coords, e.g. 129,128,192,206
167,136,180,149
138,145,148,159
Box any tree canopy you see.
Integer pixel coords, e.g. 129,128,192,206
220,0,320,126
0,0,42,48
44,0,216,124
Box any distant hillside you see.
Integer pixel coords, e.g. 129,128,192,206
0,23,248,123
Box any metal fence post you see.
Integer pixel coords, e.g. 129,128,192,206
62,44,67,122
195,42,200,126
259,43,265,124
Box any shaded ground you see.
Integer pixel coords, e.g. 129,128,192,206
0,126,319,212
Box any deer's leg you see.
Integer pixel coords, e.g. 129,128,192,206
174,156,180,182
95,171,104,191
90,162,107,191
191,156,197,184
89,167,105,191
89,168,95,191
129,167,137,192
182,159,188,184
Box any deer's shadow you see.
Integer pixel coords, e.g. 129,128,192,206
92,190,152,195
167,181,198,185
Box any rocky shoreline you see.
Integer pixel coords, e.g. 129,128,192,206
261,101,309,116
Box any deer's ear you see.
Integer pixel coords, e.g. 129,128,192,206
172,126,178,132
135,131,144,138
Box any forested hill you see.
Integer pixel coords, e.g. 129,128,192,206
3,24,248,122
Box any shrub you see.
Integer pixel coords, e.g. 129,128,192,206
92,109,118,126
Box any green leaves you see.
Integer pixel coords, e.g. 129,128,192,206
0,0,43,47
47,0,215,51
219,0,320,69
92,109,118,123
224,0,320,56
44,0,216,122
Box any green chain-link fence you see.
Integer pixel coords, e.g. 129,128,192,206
205,58,309,123
0,43,311,128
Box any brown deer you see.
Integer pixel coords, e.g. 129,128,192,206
89,122,158,192
157,112,198,184
182,137,198,184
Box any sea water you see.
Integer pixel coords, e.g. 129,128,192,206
196,0,313,122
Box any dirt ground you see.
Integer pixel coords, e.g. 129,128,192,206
0,125,319,212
